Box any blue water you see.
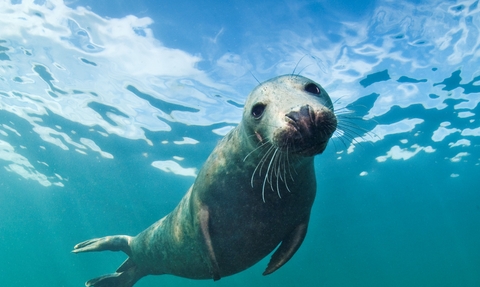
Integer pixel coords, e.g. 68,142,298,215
1,0,479,286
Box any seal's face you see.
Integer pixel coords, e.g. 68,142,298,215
244,75,337,157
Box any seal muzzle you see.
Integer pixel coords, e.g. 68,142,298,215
277,104,337,156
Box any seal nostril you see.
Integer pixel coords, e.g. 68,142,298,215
307,105,316,124
286,105,312,123
285,111,300,122
299,105,311,119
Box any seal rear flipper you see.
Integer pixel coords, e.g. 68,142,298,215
85,268,142,287
85,262,140,287
263,221,308,275
73,235,132,256
117,258,136,272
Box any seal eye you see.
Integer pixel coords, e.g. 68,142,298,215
305,83,321,95
251,103,266,119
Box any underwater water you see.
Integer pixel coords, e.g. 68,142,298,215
0,0,479,286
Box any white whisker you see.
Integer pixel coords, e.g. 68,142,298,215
263,148,278,202
251,144,274,188
243,140,269,162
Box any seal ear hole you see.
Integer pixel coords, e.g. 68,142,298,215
305,83,321,95
251,103,266,119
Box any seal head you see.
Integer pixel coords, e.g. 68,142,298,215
244,75,337,157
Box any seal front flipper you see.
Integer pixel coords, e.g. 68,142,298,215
263,221,309,275
199,205,221,281
73,235,132,255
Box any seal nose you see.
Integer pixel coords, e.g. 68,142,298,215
286,105,311,122
285,105,316,135
285,104,337,139
280,104,337,156
286,105,313,123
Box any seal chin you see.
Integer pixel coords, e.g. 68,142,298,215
292,141,329,157
274,133,329,156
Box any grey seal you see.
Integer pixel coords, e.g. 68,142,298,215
73,74,337,287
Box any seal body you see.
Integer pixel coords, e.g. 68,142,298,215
73,75,337,287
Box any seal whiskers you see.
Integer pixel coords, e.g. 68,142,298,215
250,144,294,202
283,149,294,193
250,143,275,188
262,147,280,202
243,140,269,162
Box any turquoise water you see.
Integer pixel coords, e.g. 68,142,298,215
1,0,479,286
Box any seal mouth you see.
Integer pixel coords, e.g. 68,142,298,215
275,105,337,156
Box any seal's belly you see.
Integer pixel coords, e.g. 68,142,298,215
206,190,311,276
